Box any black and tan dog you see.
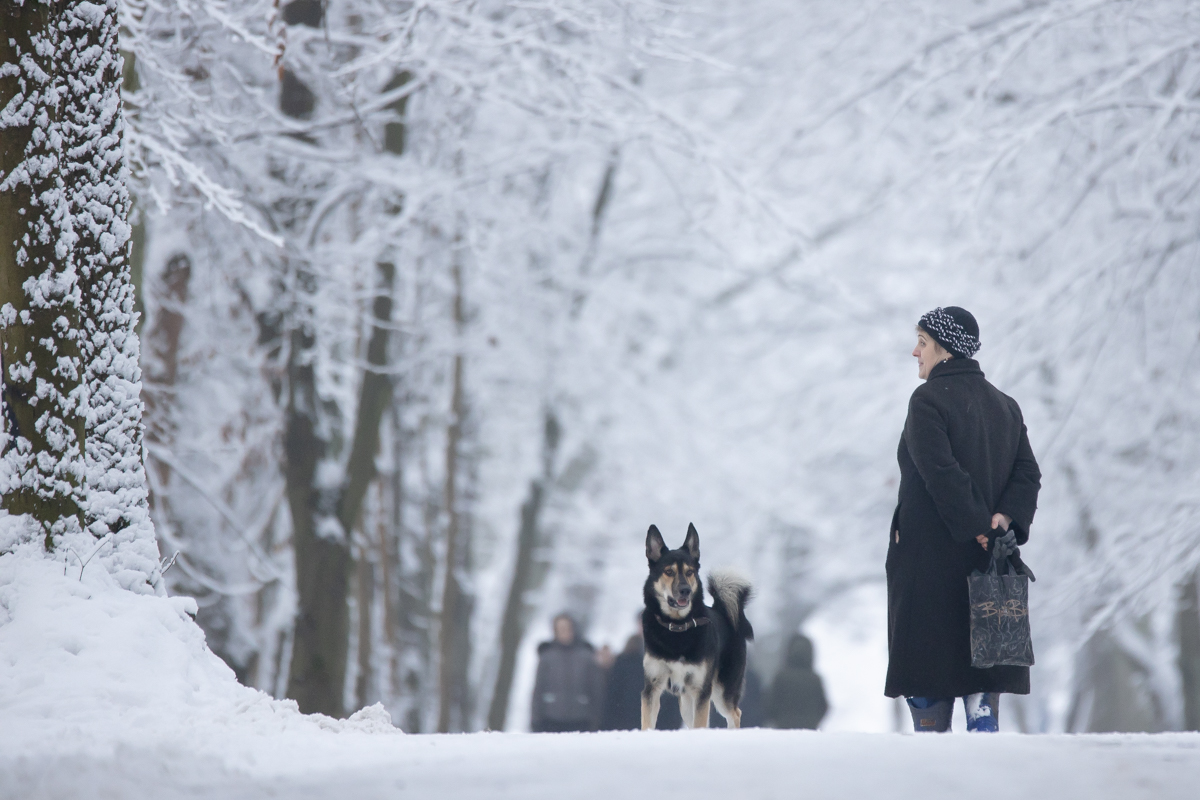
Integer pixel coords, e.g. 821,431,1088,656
641,523,753,730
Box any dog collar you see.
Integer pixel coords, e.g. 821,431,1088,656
654,613,710,633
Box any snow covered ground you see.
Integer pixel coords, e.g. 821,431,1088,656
8,727,1200,800
3,549,1199,800
7,719,1200,800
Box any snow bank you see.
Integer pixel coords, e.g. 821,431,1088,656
0,546,399,762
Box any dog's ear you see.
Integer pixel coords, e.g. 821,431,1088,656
646,525,667,563
683,523,700,560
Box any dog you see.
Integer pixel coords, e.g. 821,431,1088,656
641,523,753,730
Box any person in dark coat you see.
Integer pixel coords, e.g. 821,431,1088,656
531,614,606,732
886,307,1041,733
599,617,682,730
767,633,828,730
708,658,765,728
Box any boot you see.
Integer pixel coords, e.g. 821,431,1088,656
964,692,999,732
907,697,953,732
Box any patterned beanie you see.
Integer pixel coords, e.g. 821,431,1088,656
918,306,980,359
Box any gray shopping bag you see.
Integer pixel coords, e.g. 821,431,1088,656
968,550,1035,668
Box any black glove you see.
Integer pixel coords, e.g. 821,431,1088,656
1010,551,1037,582
991,529,1037,581
992,530,1018,560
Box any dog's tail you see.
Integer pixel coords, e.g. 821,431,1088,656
707,569,754,640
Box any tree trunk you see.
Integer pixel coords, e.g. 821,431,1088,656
354,526,376,710
338,262,395,535
120,48,145,337
2,1,156,581
364,478,396,711
486,410,560,730
1178,571,1200,731
346,261,397,714
389,400,439,732
1,0,87,541
286,258,395,716
437,257,473,732
379,415,404,707
284,324,351,716
143,254,191,522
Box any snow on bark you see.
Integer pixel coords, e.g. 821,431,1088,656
0,0,159,592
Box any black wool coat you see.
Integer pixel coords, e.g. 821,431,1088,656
885,358,1041,699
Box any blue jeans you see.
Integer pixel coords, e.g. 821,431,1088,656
906,693,999,732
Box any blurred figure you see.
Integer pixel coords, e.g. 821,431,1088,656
739,667,766,727
531,614,605,732
767,632,828,730
599,615,682,730
595,643,615,672
709,662,764,728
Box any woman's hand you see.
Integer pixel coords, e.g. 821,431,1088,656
976,513,1013,549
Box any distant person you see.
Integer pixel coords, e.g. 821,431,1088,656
599,615,682,730
530,614,605,732
709,660,765,728
886,308,1041,732
766,633,827,730
595,643,615,672
740,666,765,727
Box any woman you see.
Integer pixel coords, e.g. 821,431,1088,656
885,306,1041,732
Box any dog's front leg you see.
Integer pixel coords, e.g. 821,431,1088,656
693,689,711,729
678,690,696,729
642,657,669,730
640,684,663,731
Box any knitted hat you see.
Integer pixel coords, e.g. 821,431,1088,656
918,306,980,358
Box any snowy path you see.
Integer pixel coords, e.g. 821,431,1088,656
6,728,1200,800
3,552,1199,800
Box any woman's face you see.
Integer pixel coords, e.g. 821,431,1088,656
913,328,952,380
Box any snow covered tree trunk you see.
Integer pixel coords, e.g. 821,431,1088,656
1179,572,1200,731
284,260,397,715
346,262,396,712
437,256,473,733
1,0,158,589
141,253,190,535
387,403,438,731
353,524,376,711
339,262,395,539
284,224,398,719
283,322,351,717
1,0,86,544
